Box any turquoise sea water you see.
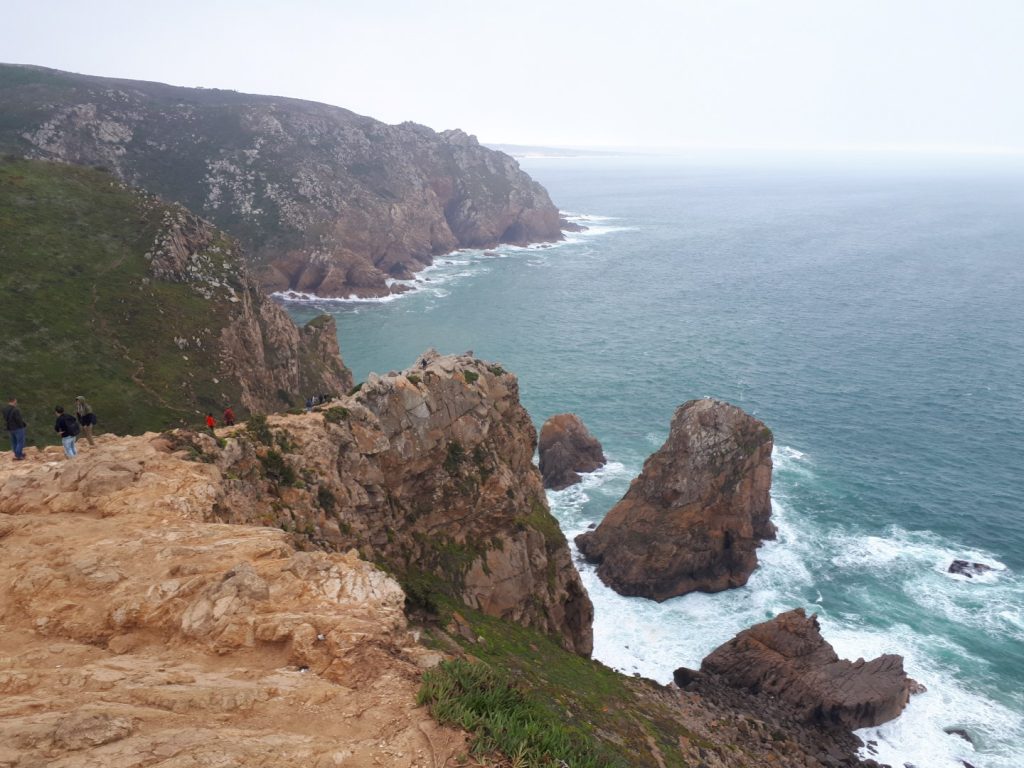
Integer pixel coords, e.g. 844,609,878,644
286,156,1024,768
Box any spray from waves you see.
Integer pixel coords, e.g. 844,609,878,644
547,443,1024,768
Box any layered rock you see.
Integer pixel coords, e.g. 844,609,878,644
575,398,774,601
538,413,606,490
180,352,593,655
692,608,917,730
0,64,568,298
0,436,466,767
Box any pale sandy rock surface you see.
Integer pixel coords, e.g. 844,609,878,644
0,437,466,768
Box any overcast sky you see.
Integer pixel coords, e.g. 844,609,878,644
4,0,1022,153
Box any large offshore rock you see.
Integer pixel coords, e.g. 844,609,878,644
538,413,606,490
698,609,917,730
575,398,774,601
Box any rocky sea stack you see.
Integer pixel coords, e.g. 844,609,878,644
538,413,606,490
0,64,568,298
575,398,774,601
688,608,918,731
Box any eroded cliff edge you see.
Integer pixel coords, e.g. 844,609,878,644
171,351,593,655
0,63,567,298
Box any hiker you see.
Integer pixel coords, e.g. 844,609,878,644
54,405,80,458
74,396,97,447
223,406,235,426
305,396,314,413
205,413,216,433
3,396,27,460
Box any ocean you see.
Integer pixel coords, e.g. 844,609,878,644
285,155,1024,768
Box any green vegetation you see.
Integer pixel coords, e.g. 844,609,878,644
486,364,506,377
246,413,273,444
348,382,364,396
444,440,466,475
0,158,245,445
463,370,480,384
417,601,707,768
419,660,615,768
406,373,421,385
323,405,350,424
259,448,297,485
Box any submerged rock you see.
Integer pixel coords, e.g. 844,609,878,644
538,413,606,490
948,560,994,578
699,608,917,730
575,398,774,601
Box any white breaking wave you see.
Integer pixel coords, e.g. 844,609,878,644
547,442,1023,768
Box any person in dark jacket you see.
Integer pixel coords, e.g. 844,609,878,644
3,396,27,460
74,396,97,447
54,405,79,459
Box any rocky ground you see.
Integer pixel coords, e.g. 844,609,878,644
0,437,466,768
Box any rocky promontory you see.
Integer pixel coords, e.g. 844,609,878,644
687,608,918,731
0,64,568,298
538,413,606,489
576,398,775,601
173,351,594,655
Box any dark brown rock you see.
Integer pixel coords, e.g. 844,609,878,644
700,608,916,730
538,413,606,489
575,399,774,601
948,560,993,578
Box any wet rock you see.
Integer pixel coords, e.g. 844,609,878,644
700,608,917,730
576,399,774,601
538,413,606,489
944,727,974,745
948,560,993,578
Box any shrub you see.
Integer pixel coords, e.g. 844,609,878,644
463,370,479,384
323,406,350,424
444,441,465,475
247,413,272,444
259,449,297,485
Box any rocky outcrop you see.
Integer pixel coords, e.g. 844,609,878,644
948,560,994,578
693,608,917,730
176,352,593,655
0,158,350,441
0,436,467,767
538,413,606,489
0,64,568,298
575,398,774,601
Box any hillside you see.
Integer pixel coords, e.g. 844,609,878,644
0,157,351,446
0,64,567,298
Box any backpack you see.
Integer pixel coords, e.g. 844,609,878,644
66,416,81,437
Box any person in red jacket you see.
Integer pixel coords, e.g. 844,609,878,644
223,406,235,426
205,413,216,433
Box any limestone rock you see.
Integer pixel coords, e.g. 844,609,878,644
699,608,917,730
576,399,774,601
538,413,606,490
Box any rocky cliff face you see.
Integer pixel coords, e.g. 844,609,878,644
0,435,467,767
0,158,350,441
538,413,606,490
576,398,775,601
174,351,593,655
0,64,567,298
693,609,918,731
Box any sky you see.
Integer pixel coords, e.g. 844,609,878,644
3,0,1023,153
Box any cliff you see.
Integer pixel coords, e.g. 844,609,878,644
0,158,351,443
576,398,775,601
0,63,567,298
0,432,883,768
170,351,593,655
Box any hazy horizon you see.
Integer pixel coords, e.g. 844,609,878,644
3,1,1023,156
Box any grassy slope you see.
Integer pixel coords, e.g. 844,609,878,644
0,158,244,446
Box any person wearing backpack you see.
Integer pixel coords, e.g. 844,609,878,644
74,396,97,447
54,405,80,458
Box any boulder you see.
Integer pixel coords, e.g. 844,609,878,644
538,413,606,489
575,399,774,601
700,608,917,730
948,560,993,578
